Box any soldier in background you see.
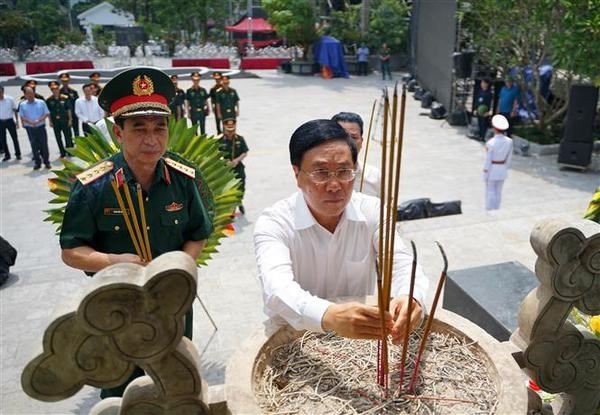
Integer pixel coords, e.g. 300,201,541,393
46,81,73,158
218,118,248,215
185,71,209,135
89,72,103,96
215,75,239,129
169,74,186,120
59,72,80,137
209,71,223,134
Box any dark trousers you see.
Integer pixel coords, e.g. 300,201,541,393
0,119,20,158
71,113,80,137
213,107,221,134
358,61,368,76
380,60,392,80
82,122,94,136
191,113,206,136
99,308,194,399
52,123,73,157
24,125,49,167
477,115,490,140
499,112,515,137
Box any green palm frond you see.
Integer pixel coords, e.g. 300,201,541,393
45,117,242,266
584,186,600,223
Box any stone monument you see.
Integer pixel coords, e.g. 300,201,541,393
21,251,211,414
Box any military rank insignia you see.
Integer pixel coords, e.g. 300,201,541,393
132,75,154,96
76,161,114,185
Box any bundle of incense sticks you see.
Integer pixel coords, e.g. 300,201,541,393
110,175,152,262
376,83,408,389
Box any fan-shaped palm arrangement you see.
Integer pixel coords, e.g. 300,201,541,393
45,118,242,266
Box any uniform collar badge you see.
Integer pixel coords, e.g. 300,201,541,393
165,202,183,212
132,75,154,96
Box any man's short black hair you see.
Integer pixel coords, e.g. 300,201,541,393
331,112,364,135
289,119,357,167
82,83,94,92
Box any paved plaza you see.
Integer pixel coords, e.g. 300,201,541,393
1,59,599,414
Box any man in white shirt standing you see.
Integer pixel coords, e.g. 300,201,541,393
332,112,381,197
75,83,105,135
254,119,428,342
483,114,513,210
0,85,20,161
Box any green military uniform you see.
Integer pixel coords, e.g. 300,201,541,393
60,66,214,399
218,132,248,194
45,92,73,158
216,87,239,123
59,84,80,136
209,72,222,134
169,87,186,120
186,86,209,135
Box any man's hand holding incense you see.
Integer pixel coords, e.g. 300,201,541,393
389,295,423,344
322,302,392,340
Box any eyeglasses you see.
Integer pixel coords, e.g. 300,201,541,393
301,168,356,184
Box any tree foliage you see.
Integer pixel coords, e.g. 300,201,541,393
367,0,410,53
461,0,600,132
329,4,362,46
262,0,318,60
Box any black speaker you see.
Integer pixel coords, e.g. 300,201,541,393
430,102,447,119
447,109,468,126
563,84,599,143
558,141,593,168
421,91,433,108
453,51,474,79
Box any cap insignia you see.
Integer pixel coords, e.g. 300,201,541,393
132,75,154,96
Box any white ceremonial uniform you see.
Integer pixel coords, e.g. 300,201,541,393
483,133,513,210
254,191,428,332
354,161,381,197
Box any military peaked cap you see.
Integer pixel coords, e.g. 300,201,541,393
98,67,175,118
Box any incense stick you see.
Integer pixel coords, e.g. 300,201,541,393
121,180,148,261
398,240,417,392
110,177,144,260
360,100,377,192
408,241,448,393
137,183,152,261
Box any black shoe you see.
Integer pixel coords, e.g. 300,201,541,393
45,163,52,169
16,155,21,160
0,272,8,287
33,165,41,170
2,156,10,162
239,205,245,215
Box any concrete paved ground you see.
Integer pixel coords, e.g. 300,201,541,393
1,59,598,414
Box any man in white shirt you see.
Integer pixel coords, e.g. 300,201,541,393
254,119,428,342
332,111,381,197
75,83,105,135
483,114,513,210
0,85,21,161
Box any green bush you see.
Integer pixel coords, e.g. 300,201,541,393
513,124,562,145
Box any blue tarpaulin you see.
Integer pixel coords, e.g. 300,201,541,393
313,36,349,78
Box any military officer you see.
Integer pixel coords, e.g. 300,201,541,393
215,75,239,127
60,67,214,398
169,74,186,120
218,118,248,214
185,71,209,135
59,72,80,137
46,81,73,158
89,71,103,96
209,71,223,134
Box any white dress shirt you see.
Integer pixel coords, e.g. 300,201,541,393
254,191,428,332
484,133,513,181
354,161,381,197
74,96,104,123
0,95,17,120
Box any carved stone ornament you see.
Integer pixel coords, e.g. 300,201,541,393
512,218,600,414
21,251,210,414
